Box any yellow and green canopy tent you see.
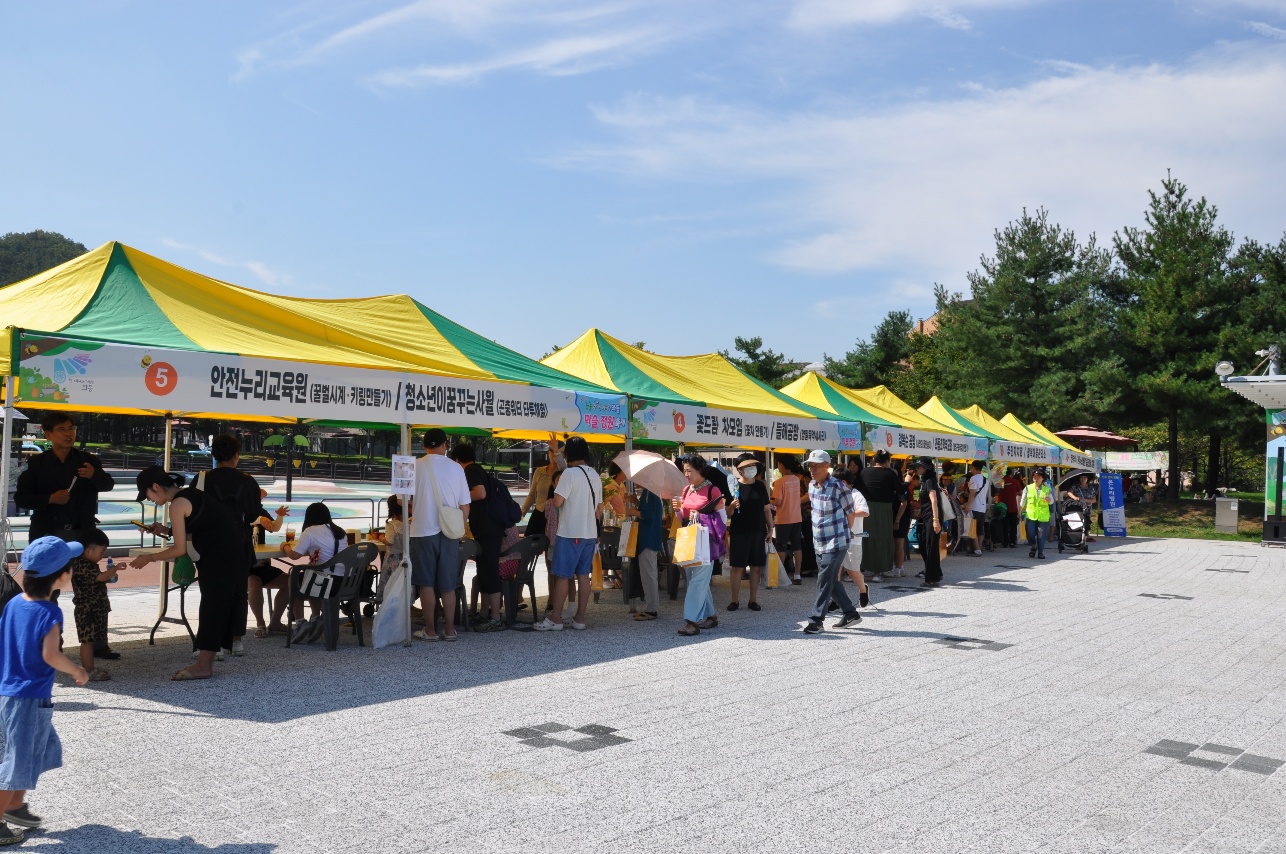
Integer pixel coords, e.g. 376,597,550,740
918,397,1003,440
539,329,861,450
956,404,1050,445
1023,419,1080,452
0,242,619,429
780,372,953,433
998,413,1058,446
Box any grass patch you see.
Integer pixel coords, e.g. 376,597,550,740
1124,499,1263,542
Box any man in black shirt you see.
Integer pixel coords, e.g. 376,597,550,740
15,413,115,541
450,443,506,632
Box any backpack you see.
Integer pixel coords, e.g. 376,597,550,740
0,568,20,615
484,471,523,528
195,470,254,527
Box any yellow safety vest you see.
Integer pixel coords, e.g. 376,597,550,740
1025,484,1051,522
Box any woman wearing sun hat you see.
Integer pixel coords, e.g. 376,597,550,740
726,453,772,612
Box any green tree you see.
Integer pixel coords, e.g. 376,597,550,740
824,310,914,389
1114,175,1241,500
930,208,1125,424
0,230,88,287
720,336,795,388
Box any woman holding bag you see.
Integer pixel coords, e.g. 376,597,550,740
672,454,725,637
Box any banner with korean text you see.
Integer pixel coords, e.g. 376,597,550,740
990,441,1058,466
12,335,628,435
1059,448,1098,470
1100,472,1127,537
863,425,989,461
628,397,858,451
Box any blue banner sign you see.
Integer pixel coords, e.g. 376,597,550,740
1100,472,1127,537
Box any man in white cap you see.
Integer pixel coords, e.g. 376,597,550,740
801,449,861,634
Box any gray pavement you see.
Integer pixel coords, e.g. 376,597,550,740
8,536,1286,852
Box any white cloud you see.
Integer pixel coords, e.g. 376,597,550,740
788,0,1035,30
1249,20,1286,38
366,28,665,87
160,238,293,289
574,42,1286,285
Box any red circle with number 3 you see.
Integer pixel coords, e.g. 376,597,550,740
144,362,177,396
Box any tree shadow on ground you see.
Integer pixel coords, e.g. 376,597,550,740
21,825,274,852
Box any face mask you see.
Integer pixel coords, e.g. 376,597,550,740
744,466,758,478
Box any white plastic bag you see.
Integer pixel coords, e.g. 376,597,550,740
372,562,410,648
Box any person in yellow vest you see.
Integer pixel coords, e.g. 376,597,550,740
1019,469,1056,559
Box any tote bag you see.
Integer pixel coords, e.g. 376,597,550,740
673,521,710,567
371,563,410,648
424,459,466,540
619,518,639,558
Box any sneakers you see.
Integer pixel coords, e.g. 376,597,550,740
1029,548,1037,558
3,804,41,828
486,619,510,632
194,649,227,661
834,612,862,629
973,549,983,556
533,617,564,632
859,590,870,608
0,821,22,845
803,621,823,634
230,640,246,657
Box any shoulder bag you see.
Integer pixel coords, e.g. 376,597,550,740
424,458,466,540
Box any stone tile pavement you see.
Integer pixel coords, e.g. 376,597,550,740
6,536,1286,852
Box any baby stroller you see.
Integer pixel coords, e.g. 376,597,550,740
1057,500,1090,553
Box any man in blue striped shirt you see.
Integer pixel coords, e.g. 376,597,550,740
803,450,862,634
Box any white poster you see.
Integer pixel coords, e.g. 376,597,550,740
391,455,416,493
14,335,628,435
1100,451,1169,471
991,441,1058,465
628,397,858,451
863,425,989,460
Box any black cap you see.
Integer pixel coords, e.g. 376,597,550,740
913,456,934,470
423,428,448,449
136,466,183,502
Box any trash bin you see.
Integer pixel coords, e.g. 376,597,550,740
1215,497,1239,534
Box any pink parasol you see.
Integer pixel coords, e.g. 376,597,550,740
611,450,687,499
1054,425,1137,449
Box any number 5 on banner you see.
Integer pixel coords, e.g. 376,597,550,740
145,362,177,396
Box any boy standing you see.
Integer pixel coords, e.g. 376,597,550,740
70,530,118,682
0,537,89,845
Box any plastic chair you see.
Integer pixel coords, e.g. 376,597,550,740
453,539,480,632
286,542,380,650
503,536,547,625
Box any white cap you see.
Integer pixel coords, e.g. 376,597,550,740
804,449,831,465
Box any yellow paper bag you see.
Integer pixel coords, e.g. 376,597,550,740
620,518,639,558
673,523,700,565
591,550,604,591
766,544,780,588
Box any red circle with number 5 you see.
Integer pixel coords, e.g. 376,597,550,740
144,362,177,396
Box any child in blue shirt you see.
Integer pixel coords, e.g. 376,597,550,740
0,537,89,845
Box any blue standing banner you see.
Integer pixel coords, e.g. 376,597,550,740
1101,472,1127,537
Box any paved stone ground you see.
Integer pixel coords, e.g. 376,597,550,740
6,536,1286,853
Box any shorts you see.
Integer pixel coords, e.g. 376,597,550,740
551,536,596,579
727,531,768,568
249,562,284,584
0,696,62,791
843,539,863,572
775,522,802,552
473,529,503,595
410,533,460,590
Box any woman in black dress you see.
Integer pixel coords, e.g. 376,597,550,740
726,453,773,611
912,457,943,588
129,466,247,681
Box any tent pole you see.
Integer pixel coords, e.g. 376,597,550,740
2,376,14,537
400,422,412,647
163,414,173,471
623,428,634,608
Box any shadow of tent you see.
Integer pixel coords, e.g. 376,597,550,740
20,826,275,852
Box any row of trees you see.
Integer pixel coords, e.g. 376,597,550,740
743,176,1286,500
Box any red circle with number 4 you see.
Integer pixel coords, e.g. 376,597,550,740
673,412,685,433
144,362,177,396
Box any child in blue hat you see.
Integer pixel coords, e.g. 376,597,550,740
0,537,90,845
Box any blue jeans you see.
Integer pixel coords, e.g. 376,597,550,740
0,696,62,790
1026,520,1049,554
811,548,855,623
683,563,716,623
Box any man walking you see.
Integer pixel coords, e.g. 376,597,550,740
409,429,472,641
801,450,861,635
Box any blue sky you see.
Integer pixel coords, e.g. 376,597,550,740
3,0,1285,365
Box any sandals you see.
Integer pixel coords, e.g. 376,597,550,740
253,626,269,639
171,667,211,681
697,616,718,630
633,611,658,621
86,667,111,682
413,629,439,641
677,622,700,636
